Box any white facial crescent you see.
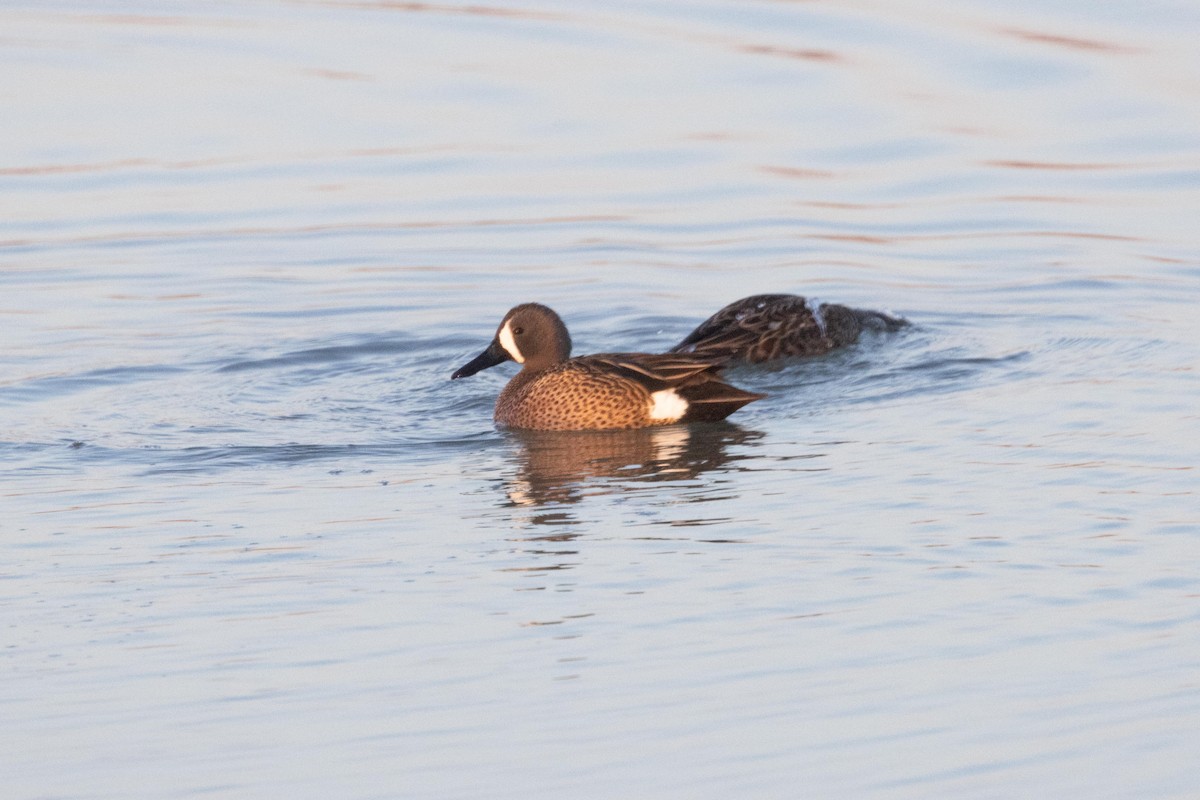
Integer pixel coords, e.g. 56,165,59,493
498,319,524,363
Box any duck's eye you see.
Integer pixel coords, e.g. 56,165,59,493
512,326,525,335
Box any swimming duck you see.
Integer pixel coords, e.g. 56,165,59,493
451,303,764,430
672,293,906,363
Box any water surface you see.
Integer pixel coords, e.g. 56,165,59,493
3,1,1199,798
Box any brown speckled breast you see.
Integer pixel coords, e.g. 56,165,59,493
495,362,656,430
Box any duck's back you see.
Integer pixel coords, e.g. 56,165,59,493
673,293,905,363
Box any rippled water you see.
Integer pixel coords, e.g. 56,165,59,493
4,1,1199,798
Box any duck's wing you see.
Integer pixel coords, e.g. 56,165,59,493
585,352,765,421
585,352,725,387
672,294,819,361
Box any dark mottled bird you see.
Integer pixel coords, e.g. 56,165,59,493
672,294,906,363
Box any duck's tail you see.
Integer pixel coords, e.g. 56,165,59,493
678,378,766,422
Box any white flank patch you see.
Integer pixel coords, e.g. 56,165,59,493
648,389,688,421
498,319,524,363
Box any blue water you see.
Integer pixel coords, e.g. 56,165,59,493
3,1,1199,798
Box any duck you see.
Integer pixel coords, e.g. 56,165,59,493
451,303,764,430
672,293,907,363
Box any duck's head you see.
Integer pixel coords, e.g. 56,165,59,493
451,303,572,379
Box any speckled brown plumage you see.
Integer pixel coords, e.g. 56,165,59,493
451,304,764,431
496,353,760,430
672,294,907,363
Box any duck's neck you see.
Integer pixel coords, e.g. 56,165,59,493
521,338,570,373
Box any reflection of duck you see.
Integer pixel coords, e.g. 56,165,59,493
673,294,907,363
451,303,763,430
502,424,762,508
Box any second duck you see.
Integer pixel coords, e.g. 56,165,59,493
673,293,907,363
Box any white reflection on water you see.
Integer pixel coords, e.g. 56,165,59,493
2,1,1199,798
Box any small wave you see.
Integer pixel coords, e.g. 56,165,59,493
0,364,187,405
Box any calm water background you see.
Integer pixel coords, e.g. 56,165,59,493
3,1,1199,797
